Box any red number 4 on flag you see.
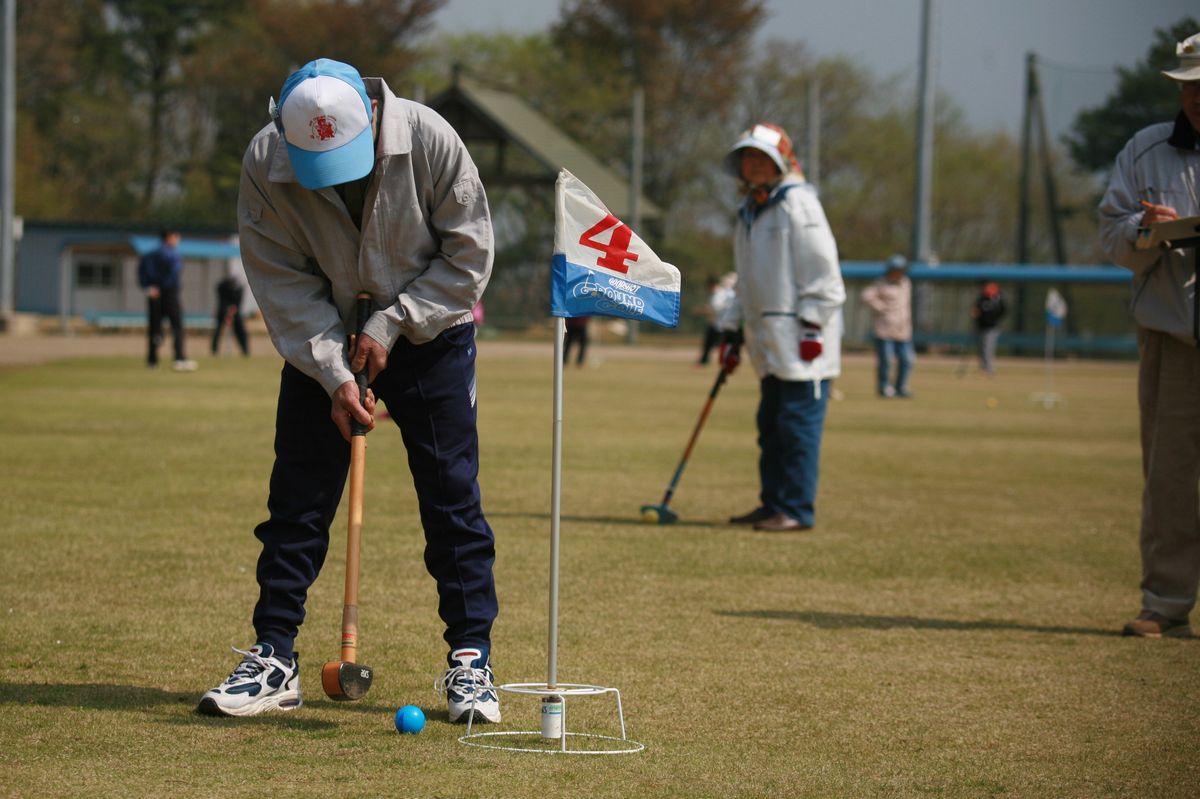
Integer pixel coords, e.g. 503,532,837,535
578,213,640,274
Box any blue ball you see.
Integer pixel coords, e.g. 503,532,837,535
395,705,425,734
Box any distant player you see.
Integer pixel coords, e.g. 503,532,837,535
717,123,846,533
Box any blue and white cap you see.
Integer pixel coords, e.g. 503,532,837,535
272,59,374,190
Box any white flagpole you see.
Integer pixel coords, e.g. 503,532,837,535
1044,321,1055,397
547,316,565,690
1033,309,1063,408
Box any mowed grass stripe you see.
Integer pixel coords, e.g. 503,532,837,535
0,344,1195,798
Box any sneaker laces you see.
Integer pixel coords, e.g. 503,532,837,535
434,664,494,699
225,645,271,682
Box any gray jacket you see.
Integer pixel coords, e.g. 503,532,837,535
238,77,493,395
1098,114,1200,345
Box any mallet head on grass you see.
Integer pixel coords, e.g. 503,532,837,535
321,658,374,700
639,504,678,525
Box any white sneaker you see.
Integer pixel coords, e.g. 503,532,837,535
197,644,301,717
435,647,501,724
173,359,198,371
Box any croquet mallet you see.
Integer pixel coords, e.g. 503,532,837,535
640,362,732,525
321,292,375,700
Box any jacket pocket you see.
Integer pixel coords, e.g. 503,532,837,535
453,177,477,206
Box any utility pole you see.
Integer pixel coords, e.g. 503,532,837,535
806,76,821,193
911,0,936,346
1016,52,1066,266
911,0,936,264
0,0,16,331
1015,52,1070,345
1014,52,1036,348
1034,68,1066,266
1016,52,1035,266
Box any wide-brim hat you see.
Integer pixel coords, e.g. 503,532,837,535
723,123,798,177
274,59,374,190
1163,32,1200,82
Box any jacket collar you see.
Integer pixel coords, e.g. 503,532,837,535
1168,110,1200,151
364,77,413,157
268,76,412,184
739,177,804,228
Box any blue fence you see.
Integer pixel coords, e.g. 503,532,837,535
841,261,1136,357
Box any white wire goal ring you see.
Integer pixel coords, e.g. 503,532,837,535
496,681,615,697
458,682,645,755
458,729,645,755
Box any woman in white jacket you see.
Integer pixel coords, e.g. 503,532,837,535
718,123,846,532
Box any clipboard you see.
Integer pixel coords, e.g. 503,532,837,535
1136,214,1200,250
1134,213,1200,348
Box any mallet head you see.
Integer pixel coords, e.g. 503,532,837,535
639,504,678,525
321,660,373,700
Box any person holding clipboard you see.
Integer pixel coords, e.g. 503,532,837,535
1098,31,1200,639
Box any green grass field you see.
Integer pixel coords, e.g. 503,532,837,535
0,340,1196,798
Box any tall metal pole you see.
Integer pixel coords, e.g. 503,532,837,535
1013,52,1037,347
806,75,821,192
911,0,936,264
0,0,16,329
1033,73,1066,266
1016,52,1034,265
625,86,644,345
630,86,643,231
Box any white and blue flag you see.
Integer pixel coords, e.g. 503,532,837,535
1045,288,1068,328
551,170,681,328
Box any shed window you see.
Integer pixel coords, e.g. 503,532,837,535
76,260,118,288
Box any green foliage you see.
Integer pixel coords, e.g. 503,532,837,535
107,0,243,211
1066,17,1199,173
13,0,446,225
14,1,143,219
9,0,1157,272
550,0,768,213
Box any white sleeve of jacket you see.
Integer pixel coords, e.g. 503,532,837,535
790,194,846,327
714,286,744,331
238,140,354,396
363,112,493,349
1098,138,1160,275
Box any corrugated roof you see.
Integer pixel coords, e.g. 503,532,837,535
431,79,661,221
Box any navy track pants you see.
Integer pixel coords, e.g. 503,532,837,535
251,322,497,657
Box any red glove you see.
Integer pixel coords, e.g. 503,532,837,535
719,341,741,375
799,323,823,361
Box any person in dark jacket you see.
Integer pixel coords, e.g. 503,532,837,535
969,281,1006,375
138,229,196,371
211,275,249,356
563,315,589,366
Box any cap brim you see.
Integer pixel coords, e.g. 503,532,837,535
1163,65,1200,82
286,124,375,190
723,138,788,177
